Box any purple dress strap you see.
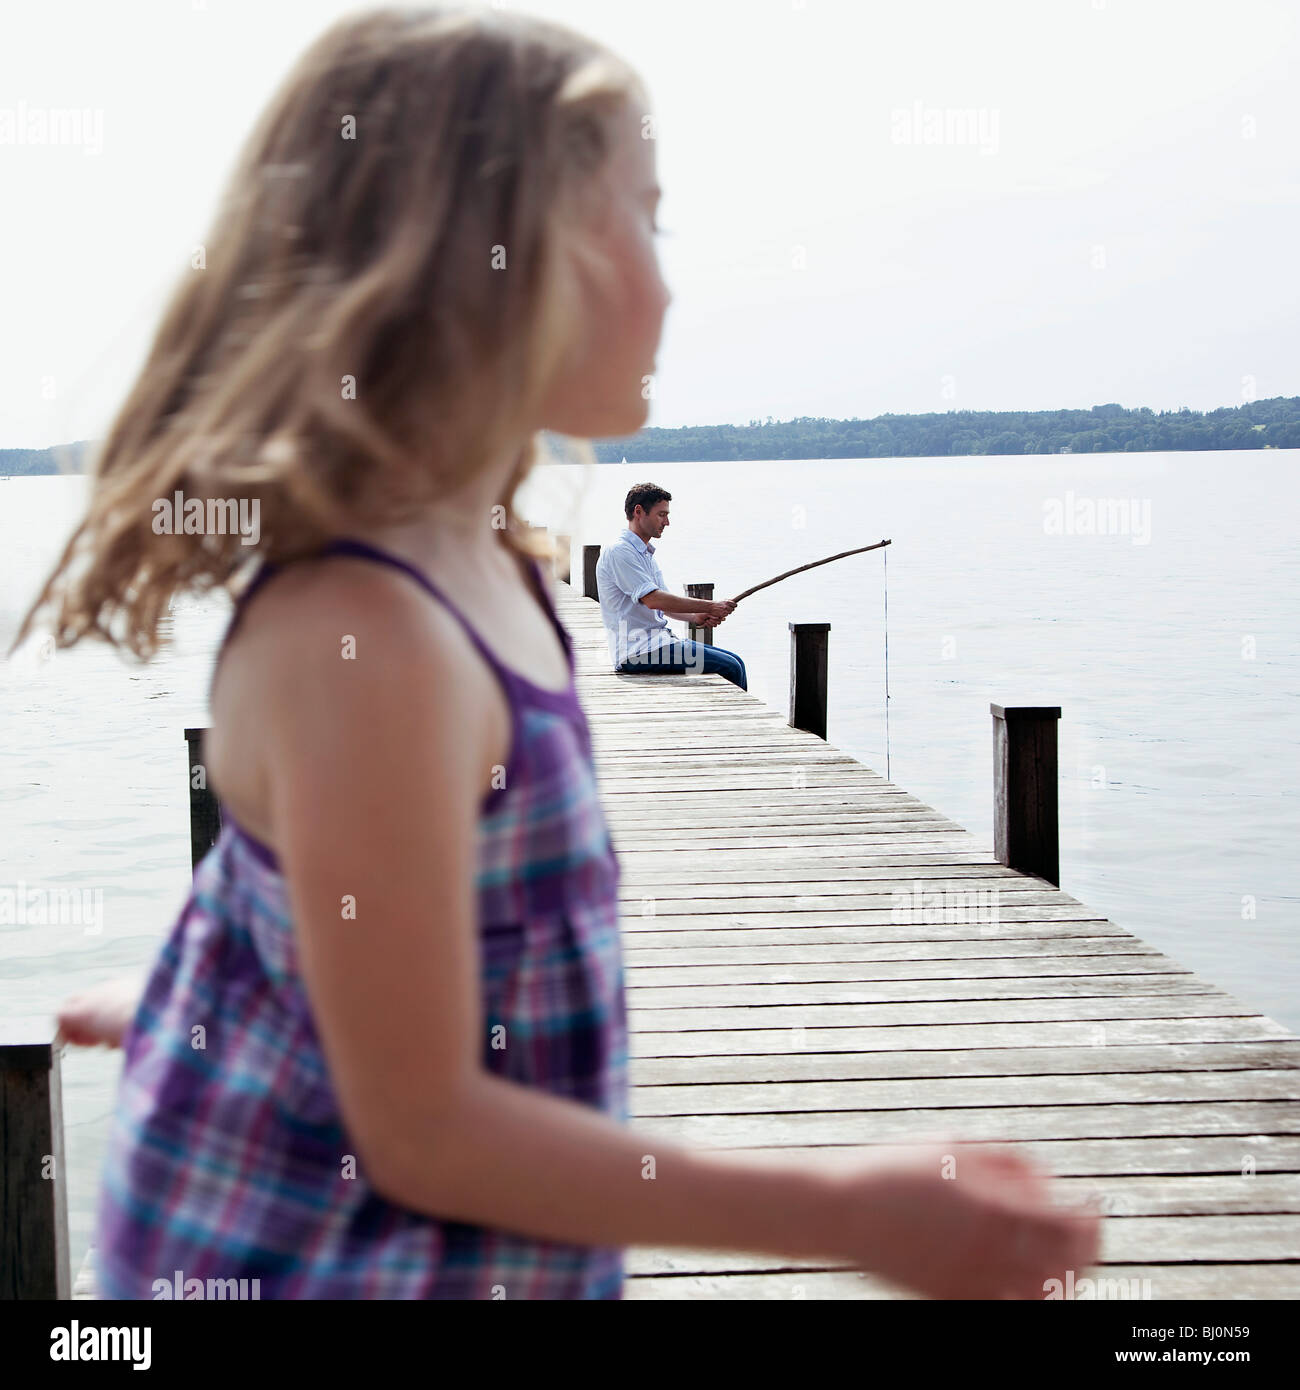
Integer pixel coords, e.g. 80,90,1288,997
216,538,573,697
318,538,575,694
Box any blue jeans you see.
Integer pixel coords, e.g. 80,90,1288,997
616,638,748,691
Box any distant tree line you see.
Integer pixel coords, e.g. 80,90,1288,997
0,440,94,476
590,397,1300,461
6,398,1299,475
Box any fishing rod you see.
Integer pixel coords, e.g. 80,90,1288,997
727,539,892,605
695,535,894,778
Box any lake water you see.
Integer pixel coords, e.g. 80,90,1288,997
2,452,1298,1277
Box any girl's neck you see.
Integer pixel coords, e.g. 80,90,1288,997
344,508,520,589
344,442,530,580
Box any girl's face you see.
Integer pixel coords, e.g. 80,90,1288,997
537,99,672,440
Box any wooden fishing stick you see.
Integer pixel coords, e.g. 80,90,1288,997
728,539,892,604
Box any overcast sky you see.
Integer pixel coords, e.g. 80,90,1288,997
2,0,1297,448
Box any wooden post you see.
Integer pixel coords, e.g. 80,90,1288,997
788,622,830,740
991,704,1061,886
553,534,572,584
0,1023,71,1299
685,582,715,646
184,727,222,873
583,545,601,601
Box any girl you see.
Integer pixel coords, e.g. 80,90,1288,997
29,6,1099,1298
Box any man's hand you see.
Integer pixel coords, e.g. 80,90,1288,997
689,598,736,629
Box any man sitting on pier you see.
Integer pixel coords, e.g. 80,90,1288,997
595,483,747,690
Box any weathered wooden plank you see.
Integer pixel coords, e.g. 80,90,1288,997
628,1069,1300,1117
617,845,996,863
626,975,1211,1007
631,1101,1300,1148
624,939,1153,965
606,811,966,831
620,909,1117,934
685,1133,1300,1177
1052,1173,1300,1215
616,844,998,863
621,866,1046,889
629,1040,1300,1083
627,1214,1300,1276
624,936,1155,961
595,751,868,767
620,924,1134,948
619,842,997,856
612,827,978,845
621,897,1096,917
622,893,1084,916
584,704,781,720
595,746,864,762
627,957,1190,987
629,993,1260,1030
609,823,974,844
609,819,973,837
623,1263,1300,1299
600,783,945,806
628,1016,1294,1055
596,757,882,774
609,829,985,847
600,756,895,778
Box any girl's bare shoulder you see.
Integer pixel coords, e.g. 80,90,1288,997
207,554,497,826
225,553,472,684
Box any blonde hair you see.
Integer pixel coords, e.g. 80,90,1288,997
14,5,646,659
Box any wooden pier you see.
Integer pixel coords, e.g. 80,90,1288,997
549,579,1300,1300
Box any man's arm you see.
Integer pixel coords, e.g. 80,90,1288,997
601,547,734,622
639,589,701,618
640,590,734,621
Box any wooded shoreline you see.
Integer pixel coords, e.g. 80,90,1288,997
4,395,1299,476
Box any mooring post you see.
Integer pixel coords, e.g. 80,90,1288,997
553,533,572,584
0,1023,71,1299
184,727,222,873
991,704,1062,886
789,622,830,739
685,582,715,646
583,544,601,601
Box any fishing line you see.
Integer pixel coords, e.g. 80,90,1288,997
883,540,890,782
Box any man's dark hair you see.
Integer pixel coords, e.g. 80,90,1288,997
625,483,671,521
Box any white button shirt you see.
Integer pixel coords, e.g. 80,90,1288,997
595,528,678,669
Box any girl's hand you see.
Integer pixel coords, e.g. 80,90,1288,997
833,1141,1103,1299
56,976,144,1049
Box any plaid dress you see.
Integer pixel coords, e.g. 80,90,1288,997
95,538,629,1299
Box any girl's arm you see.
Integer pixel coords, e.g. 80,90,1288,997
56,973,146,1048
233,559,1098,1294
